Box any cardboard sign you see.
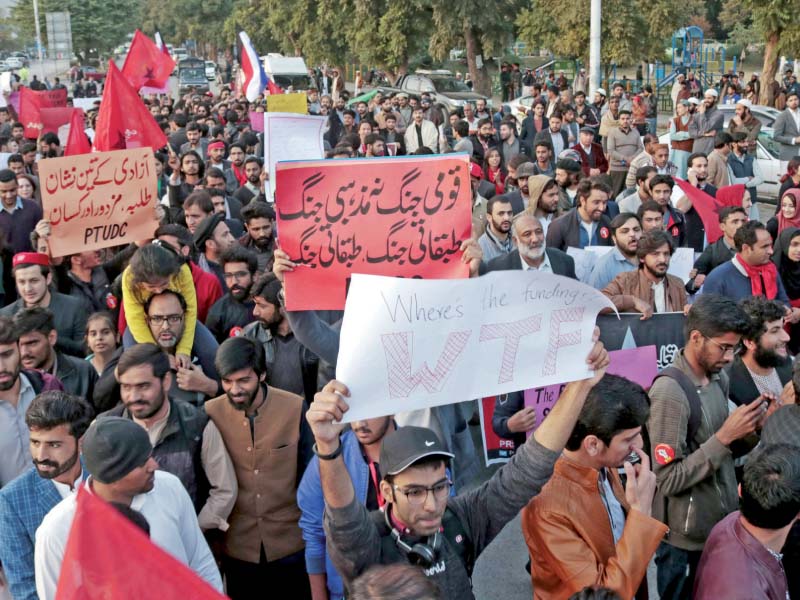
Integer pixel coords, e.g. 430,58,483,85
335,271,616,422
40,148,159,256
266,92,308,115
276,154,473,310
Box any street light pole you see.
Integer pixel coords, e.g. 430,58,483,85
589,0,601,94
32,0,45,79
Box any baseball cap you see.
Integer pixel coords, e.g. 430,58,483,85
380,426,454,476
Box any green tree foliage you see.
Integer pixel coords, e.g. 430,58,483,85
11,0,140,61
141,0,232,57
517,0,704,65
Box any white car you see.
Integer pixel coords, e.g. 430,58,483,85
5,56,23,69
659,127,787,202
205,61,217,81
503,95,539,126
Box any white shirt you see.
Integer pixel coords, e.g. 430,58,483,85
35,471,222,600
652,280,666,313
520,249,552,272
52,470,83,500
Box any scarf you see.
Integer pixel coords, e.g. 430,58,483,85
772,227,800,299
736,254,778,299
231,163,247,187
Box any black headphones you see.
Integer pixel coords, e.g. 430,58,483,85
384,508,442,568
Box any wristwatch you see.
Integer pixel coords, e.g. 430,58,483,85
312,442,343,461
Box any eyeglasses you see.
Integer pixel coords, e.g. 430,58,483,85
703,335,737,356
147,314,183,326
394,480,451,506
224,271,250,281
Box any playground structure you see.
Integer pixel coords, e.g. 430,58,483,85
653,26,739,92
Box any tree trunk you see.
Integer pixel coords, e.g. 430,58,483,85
463,23,491,97
759,31,780,106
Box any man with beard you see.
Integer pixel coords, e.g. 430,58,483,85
728,132,763,212
498,119,530,165
647,294,764,599
168,150,205,212
727,99,762,156
243,276,318,403
205,336,313,600
468,118,495,163
224,143,247,192
194,213,236,291
238,201,275,269
0,253,88,357
606,110,643,198
233,156,264,205
526,174,562,237
206,246,257,343
0,391,91,600
546,177,614,251
477,196,514,262
481,213,576,278
532,141,554,176
589,213,642,290
144,291,220,403
689,89,724,156
602,230,687,318
726,297,792,408
676,154,717,252
35,417,223,599
534,112,569,160
554,156,582,212
404,107,439,154
298,411,398,600
12,308,96,403
364,133,385,157
104,343,236,533
687,207,747,292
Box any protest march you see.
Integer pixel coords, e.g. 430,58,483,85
1,20,800,600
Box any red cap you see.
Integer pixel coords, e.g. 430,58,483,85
469,162,483,178
12,252,49,268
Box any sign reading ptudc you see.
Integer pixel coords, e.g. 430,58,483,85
335,271,616,422
39,148,159,257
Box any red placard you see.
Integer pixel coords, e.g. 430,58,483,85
276,155,473,310
19,87,68,138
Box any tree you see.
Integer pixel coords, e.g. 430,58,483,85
741,0,800,104
10,0,139,62
142,0,233,58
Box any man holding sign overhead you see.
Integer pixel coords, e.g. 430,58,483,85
306,333,608,599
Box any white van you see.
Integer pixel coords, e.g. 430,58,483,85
261,54,310,91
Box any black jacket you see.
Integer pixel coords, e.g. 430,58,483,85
545,208,613,252
206,294,255,343
479,247,577,279
54,352,97,407
491,391,526,450
725,354,793,407
687,237,735,292
0,292,90,357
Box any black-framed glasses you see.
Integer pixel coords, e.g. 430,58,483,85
223,270,250,281
147,314,184,326
703,335,736,356
393,479,451,506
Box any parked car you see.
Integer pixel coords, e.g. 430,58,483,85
376,69,490,114
659,126,787,203
205,60,217,81
5,56,23,69
503,95,539,126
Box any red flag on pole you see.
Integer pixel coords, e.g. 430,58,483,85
18,87,68,138
674,178,747,244
121,30,175,90
93,60,167,152
64,109,90,156
55,486,226,600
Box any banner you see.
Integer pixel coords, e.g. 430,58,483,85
40,148,159,256
335,272,616,422
264,112,326,202
266,92,308,114
276,154,473,310
597,312,685,370
19,87,68,137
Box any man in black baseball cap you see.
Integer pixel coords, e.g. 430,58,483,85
307,331,609,598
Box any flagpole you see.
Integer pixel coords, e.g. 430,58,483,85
32,0,45,80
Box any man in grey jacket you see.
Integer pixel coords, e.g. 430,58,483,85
689,89,724,156
305,336,609,599
773,90,800,160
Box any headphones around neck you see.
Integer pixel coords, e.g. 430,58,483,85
384,507,442,568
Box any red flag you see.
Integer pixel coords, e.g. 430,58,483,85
64,109,90,156
55,486,226,599
18,87,68,138
93,60,167,152
121,30,175,90
674,179,748,245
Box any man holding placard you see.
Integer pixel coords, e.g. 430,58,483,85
305,333,608,599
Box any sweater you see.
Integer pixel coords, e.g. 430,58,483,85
701,260,790,305
121,262,198,356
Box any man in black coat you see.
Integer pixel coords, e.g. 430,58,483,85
206,246,257,343
12,308,97,404
686,206,746,293
546,178,614,251
479,213,577,279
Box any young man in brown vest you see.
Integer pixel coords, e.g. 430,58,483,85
205,336,313,599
